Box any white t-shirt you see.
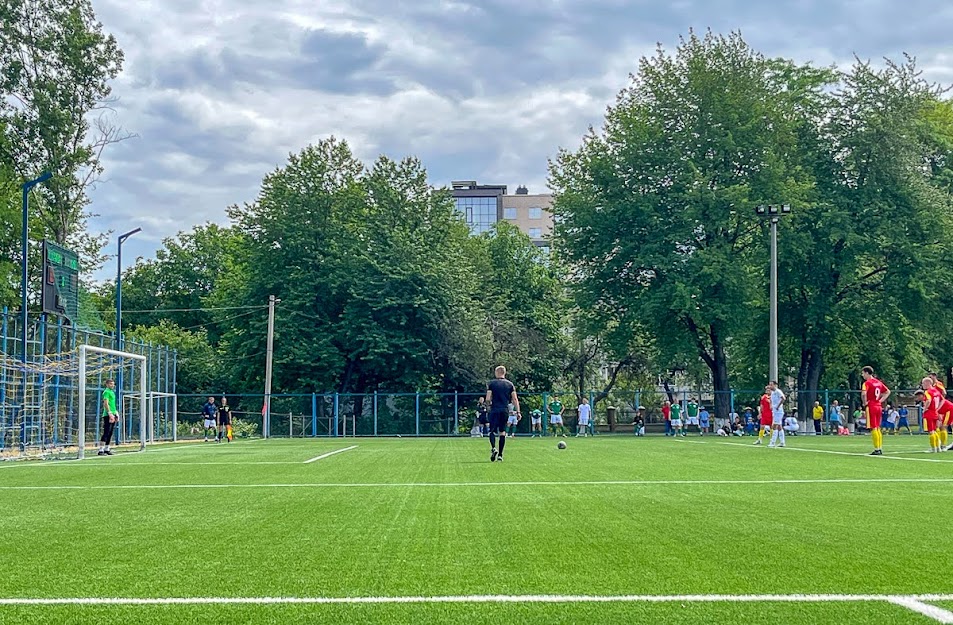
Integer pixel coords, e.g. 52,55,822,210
770,389,785,418
578,404,591,421
887,409,899,424
784,416,798,430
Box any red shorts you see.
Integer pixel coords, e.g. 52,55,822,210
924,417,939,433
760,416,772,427
866,405,882,430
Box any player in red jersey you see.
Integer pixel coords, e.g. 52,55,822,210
753,385,772,445
916,376,943,453
861,366,890,456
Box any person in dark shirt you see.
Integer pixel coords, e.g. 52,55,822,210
485,365,520,462
217,396,232,443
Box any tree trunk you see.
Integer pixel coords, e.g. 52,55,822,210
797,346,823,421
710,332,731,422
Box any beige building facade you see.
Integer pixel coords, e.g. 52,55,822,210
502,185,554,248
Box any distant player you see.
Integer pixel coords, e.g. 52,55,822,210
861,366,890,456
202,396,217,442
217,396,232,443
686,398,699,434
670,400,684,437
575,398,591,437
661,400,672,436
530,408,543,437
98,379,119,456
549,395,565,437
768,381,786,447
506,402,519,436
699,405,710,435
915,378,942,453
486,366,520,462
476,397,489,437
754,385,772,445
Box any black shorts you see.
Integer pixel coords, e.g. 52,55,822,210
477,414,488,425
219,416,231,426
489,411,508,434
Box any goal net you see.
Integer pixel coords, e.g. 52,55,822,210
0,344,147,461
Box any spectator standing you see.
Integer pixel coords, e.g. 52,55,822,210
812,401,824,435
699,406,710,435
898,404,912,435
662,400,672,436
202,397,217,442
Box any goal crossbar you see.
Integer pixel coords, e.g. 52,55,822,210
78,345,147,460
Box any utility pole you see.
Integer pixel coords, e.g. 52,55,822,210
264,295,277,438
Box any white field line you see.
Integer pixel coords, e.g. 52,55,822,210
1,593,953,609
720,441,953,463
3,477,953,492
303,445,358,464
888,598,953,623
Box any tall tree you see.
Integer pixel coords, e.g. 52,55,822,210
225,138,483,395
550,31,812,419
777,57,953,416
0,0,128,266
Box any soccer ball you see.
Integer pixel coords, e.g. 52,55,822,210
557,441,567,449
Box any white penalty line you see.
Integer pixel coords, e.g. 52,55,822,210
4,477,953,491
303,446,358,464
720,441,953,463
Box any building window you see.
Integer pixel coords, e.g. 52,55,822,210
528,227,542,238
455,196,498,234
528,207,542,219
504,207,517,220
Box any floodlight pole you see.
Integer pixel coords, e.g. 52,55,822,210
755,204,791,383
19,172,52,366
114,227,141,445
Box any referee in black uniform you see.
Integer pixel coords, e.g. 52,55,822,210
486,365,521,462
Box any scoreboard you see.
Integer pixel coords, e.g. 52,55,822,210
41,240,79,323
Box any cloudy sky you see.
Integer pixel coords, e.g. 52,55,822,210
86,0,953,278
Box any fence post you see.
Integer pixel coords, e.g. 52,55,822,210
311,393,317,438
333,393,339,438
729,390,735,424
373,392,378,436
415,392,420,437
453,392,459,437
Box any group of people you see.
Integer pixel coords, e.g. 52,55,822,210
810,399,912,436
200,396,233,443
473,393,593,438
659,398,714,436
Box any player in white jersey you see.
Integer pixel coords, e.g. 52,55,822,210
576,398,591,437
768,381,786,448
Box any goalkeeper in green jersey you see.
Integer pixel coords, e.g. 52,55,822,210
99,379,119,456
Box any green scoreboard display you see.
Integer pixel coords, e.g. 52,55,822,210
41,240,80,323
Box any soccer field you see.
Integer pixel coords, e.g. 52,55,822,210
1,435,952,624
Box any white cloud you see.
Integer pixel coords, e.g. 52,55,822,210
83,0,953,279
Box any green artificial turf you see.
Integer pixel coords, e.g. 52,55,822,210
0,436,951,624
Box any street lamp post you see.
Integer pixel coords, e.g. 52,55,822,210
115,228,141,445
755,204,791,383
115,228,142,352
20,172,52,366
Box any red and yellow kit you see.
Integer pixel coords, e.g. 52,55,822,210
862,377,889,430
759,394,772,427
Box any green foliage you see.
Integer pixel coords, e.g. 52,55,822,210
126,320,224,396
0,0,126,268
0,157,20,309
551,31,812,415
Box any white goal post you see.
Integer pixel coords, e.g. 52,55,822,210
78,344,147,460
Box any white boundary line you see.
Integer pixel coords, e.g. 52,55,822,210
0,593,952,607
889,597,953,623
304,445,358,464
2,477,953,491
720,441,953,463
